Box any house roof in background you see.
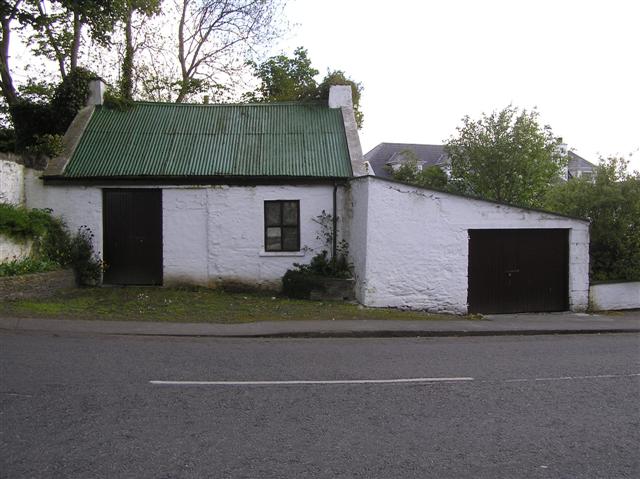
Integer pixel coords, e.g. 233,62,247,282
365,142,596,178
567,151,596,171
364,143,447,178
62,102,353,179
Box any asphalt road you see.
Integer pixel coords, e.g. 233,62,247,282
1,332,639,478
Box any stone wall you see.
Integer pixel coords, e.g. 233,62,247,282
590,282,640,311
0,269,75,300
349,176,590,313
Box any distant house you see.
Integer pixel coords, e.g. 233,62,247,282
12,82,590,314
365,142,596,180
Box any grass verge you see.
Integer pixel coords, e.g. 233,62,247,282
0,286,475,324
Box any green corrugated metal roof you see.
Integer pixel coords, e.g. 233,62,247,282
63,102,353,178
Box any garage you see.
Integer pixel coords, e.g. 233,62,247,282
348,176,590,314
467,229,569,314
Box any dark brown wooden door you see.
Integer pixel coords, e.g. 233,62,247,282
468,229,569,314
103,189,163,285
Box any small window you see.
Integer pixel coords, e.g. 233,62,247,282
264,200,300,251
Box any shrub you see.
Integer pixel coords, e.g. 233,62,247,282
0,204,53,240
69,226,102,286
281,211,353,299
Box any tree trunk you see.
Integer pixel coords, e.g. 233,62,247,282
35,0,67,78
70,9,82,72
0,14,17,107
175,0,189,103
120,4,134,99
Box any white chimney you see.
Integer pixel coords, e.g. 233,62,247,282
328,85,353,109
328,85,366,176
87,79,106,106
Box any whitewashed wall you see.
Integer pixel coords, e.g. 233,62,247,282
590,282,640,311
25,180,345,289
163,184,346,288
25,170,103,255
0,235,32,262
0,157,25,205
346,179,369,303
349,177,590,313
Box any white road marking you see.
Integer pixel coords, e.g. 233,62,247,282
149,373,640,387
149,377,474,386
503,373,640,383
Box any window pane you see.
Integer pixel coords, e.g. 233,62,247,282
283,201,298,226
266,227,281,251
265,202,281,226
282,226,299,251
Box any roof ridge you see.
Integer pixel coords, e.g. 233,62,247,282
379,142,445,147
125,100,327,108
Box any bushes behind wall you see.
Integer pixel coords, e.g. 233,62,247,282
0,203,101,285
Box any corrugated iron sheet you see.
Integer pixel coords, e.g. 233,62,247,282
63,102,353,178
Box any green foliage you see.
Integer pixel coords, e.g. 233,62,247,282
69,226,103,285
317,70,364,129
9,99,55,152
0,204,101,284
246,47,364,128
445,105,565,208
34,214,72,267
103,89,135,111
389,150,449,190
50,67,99,132
18,79,57,104
0,203,53,241
0,127,15,152
544,157,640,281
0,257,60,277
25,134,65,157
282,210,352,298
22,0,124,75
5,67,97,153
244,47,319,102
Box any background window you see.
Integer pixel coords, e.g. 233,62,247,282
264,200,300,251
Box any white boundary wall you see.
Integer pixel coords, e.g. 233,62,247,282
25,175,345,289
0,235,32,262
0,156,25,205
590,282,640,311
348,177,590,313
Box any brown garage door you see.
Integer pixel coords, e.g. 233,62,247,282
103,189,163,285
468,229,569,314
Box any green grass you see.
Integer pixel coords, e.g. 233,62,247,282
0,286,475,323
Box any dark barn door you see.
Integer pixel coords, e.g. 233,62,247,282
103,189,163,285
468,229,569,314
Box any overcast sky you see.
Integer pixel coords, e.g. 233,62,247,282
278,0,640,171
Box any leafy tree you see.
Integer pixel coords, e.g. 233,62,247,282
544,157,640,281
244,46,318,102
9,67,97,152
22,0,124,78
445,105,565,207
388,150,448,190
246,48,365,128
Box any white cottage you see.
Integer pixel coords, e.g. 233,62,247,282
23,83,590,314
